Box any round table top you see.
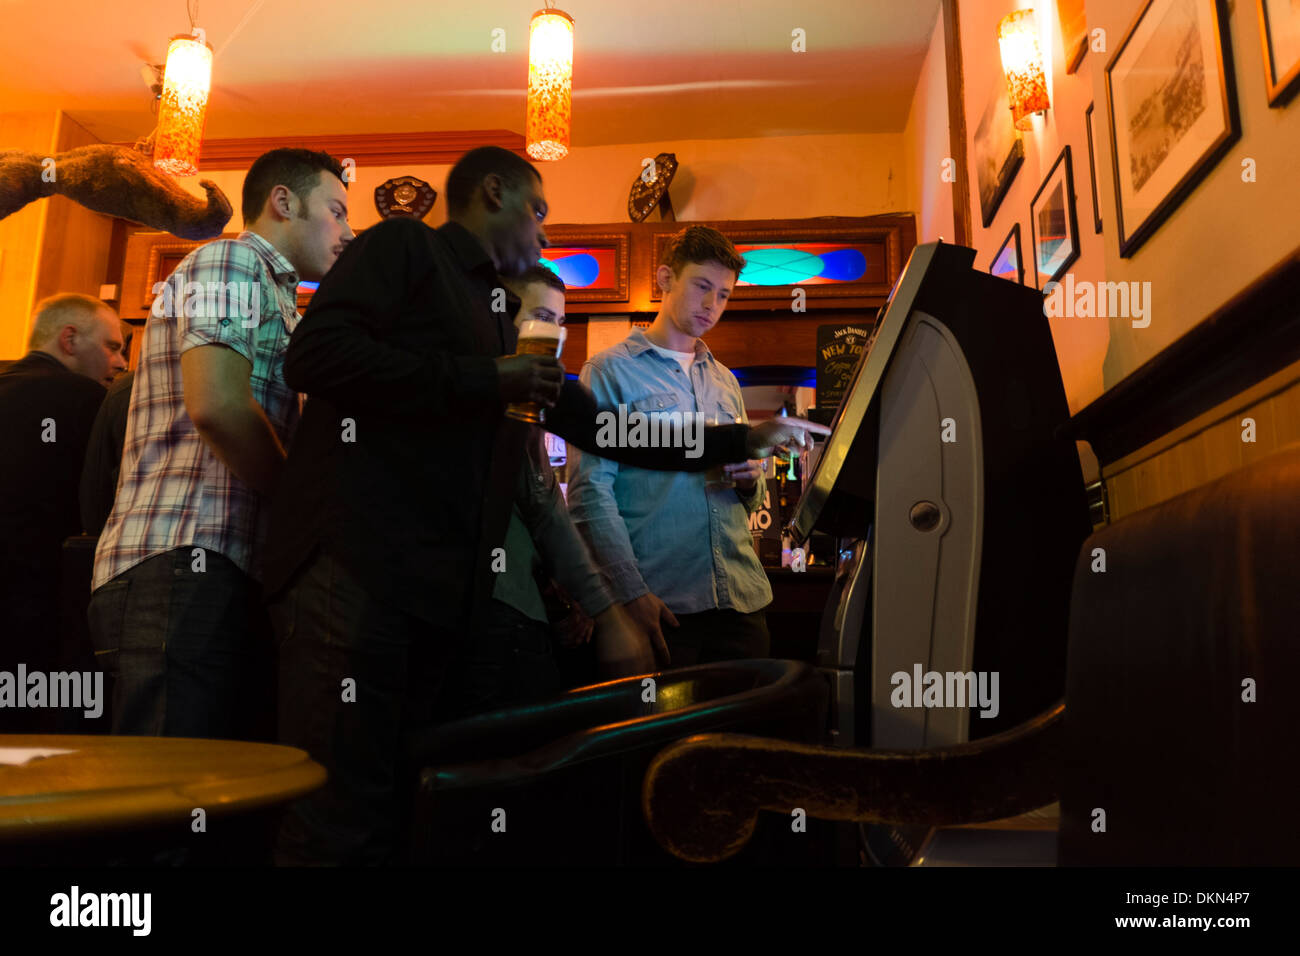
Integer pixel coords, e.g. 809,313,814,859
0,735,325,839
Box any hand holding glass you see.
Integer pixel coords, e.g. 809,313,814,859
704,413,739,488
505,319,568,424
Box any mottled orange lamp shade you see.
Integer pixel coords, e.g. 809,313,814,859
154,34,213,177
526,8,574,161
998,9,1050,131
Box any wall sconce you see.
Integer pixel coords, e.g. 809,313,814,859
526,6,574,161
998,9,1050,131
154,29,213,176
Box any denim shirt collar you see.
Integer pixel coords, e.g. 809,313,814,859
625,326,713,365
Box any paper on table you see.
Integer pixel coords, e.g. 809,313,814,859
0,747,77,766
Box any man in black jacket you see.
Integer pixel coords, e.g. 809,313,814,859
0,293,126,730
264,146,816,864
79,369,134,536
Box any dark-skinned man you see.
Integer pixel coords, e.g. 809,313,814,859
263,146,822,865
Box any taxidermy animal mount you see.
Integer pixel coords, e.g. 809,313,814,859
0,134,232,239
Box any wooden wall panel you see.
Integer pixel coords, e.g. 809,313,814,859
1270,388,1300,444
34,193,111,303
1200,420,1246,487
695,314,877,371
1111,470,1139,522
941,0,972,247
1240,399,1278,468
0,112,116,358
560,322,586,376
1164,437,1208,500
113,130,528,170
1082,240,1300,522
119,230,175,321
121,218,912,376
1102,368,1300,520
560,214,916,315
0,111,57,358
34,114,113,308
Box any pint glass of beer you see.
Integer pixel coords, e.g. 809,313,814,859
505,318,567,424
703,413,739,489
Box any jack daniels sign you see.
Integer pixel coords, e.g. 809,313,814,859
815,322,873,411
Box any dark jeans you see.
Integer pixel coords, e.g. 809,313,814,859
663,607,771,669
439,599,563,719
270,549,564,865
86,547,274,740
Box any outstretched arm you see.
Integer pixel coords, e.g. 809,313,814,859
547,379,822,470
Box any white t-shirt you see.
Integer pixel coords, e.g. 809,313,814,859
648,341,696,375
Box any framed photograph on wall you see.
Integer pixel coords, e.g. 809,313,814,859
1029,146,1080,287
1085,102,1104,233
972,82,1025,227
535,229,631,303
1104,0,1240,258
1258,0,1300,106
1057,0,1090,73
989,222,1025,285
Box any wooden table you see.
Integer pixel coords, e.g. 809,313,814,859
0,735,325,840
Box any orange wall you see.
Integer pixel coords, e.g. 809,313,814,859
0,110,57,358
36,113,114,311
956,0,1300,411
0,110,114,359
903,5,957,243
1086,0,1300,383
164,131,911,233
956,0,1109,420
3,124,911,360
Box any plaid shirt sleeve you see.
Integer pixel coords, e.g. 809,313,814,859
175,240,270,363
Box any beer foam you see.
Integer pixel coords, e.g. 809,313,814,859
517,319,563,341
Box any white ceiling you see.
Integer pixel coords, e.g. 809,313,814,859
0,0,942,145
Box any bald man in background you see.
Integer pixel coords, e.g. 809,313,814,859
0,293,126,729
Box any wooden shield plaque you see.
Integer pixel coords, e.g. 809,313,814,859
374,176,437,220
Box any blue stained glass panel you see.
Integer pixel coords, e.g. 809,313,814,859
539,253,600,288
740,248,824,285
817,249,867,281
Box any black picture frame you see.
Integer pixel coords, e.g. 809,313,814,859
1029,145,1080,288
1085,102,1103,234
1258,0,1300,107
973,82,1025,228
1104,0,1240,258
989,222,1025,285
1058,0,1090,74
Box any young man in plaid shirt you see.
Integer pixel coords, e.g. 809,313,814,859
88,148,353,740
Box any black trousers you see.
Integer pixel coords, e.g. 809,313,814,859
439,599,563,719
0,555,60,733
270,548,563,865
662,607,771,669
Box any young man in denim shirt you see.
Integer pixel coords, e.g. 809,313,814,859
567,226,772,667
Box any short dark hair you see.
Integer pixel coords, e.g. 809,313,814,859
660,225,746,279
445,146,541,216
242,148,346,223
516,264,566,294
